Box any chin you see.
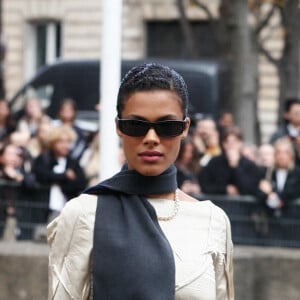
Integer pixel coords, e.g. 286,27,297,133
135,165,166,177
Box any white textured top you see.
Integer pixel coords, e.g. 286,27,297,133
147,198,234,300
47,194,234,300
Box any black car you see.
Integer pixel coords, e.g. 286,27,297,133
9,58,231,132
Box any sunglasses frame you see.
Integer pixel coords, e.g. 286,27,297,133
117,117,187,137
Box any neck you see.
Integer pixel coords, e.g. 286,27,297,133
146,191,175,200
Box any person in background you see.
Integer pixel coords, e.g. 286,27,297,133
217,111,235,136
256,143,276,191
241,142,258,163
17,96,51,137
7,126,51,238
0,143,26,184
192,116,221,167
270,98,300,165
175,136,201,194
199,126,262,197
33,124,87,223
259,137,300,217
52,98,87,160
27,119,52,158
250,143,276,235
80,132,126,187
79,131,100,187
257,143,275,169
47,63,234,300
8,130,35,184
0,99,16,146
0,143,30,240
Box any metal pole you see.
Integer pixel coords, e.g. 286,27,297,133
99,0,123,180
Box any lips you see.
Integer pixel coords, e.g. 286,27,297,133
138,151,162,162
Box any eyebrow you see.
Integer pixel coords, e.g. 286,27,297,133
125,114,181,122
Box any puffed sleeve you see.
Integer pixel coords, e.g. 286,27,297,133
213,208,234,300
47,194,97,300
215,212,234,300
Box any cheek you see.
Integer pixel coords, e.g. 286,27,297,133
121,138,138,157
166,139,181,159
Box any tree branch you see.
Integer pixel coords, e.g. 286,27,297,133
189,0,214,21
257,40,280,66
255,3,285,67
254,4,276,35
175,0,198,58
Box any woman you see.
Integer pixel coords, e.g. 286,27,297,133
27,118,52,158
0,142,30,240
47,63,234,300
34,124,87,222
259,137,300,217
52,98,87,160
199,126,262,197
17,96,51,137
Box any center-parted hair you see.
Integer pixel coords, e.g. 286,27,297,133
117,63,189,117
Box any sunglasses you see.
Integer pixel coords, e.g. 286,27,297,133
117,117,187,137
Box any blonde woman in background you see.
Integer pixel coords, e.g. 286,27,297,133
33,124,87,222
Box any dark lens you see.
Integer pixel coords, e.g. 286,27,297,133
118,119,186,137
118,119,149,137
155,120,185,137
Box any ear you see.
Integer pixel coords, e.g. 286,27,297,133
181,117,191,139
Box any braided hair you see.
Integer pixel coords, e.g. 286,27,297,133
117,63,189,118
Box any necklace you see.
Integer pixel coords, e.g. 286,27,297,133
157,189,180,222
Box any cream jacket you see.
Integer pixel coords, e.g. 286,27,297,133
47,194,234,300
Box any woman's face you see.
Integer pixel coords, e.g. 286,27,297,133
51,134,72,158
117,90,190,176
26,98,43,119
0,144,23,168
222,135,242,153
275,143,293,169
59,103,76,123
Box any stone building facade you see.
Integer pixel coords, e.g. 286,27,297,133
2,0,282,142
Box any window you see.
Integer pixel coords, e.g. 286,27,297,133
24,21,61,80
146,20,218,59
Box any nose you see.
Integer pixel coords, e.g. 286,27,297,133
142,127,160,145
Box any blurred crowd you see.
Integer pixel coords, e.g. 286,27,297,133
1,95,300,240
175,98,300,221
0,97,105,240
